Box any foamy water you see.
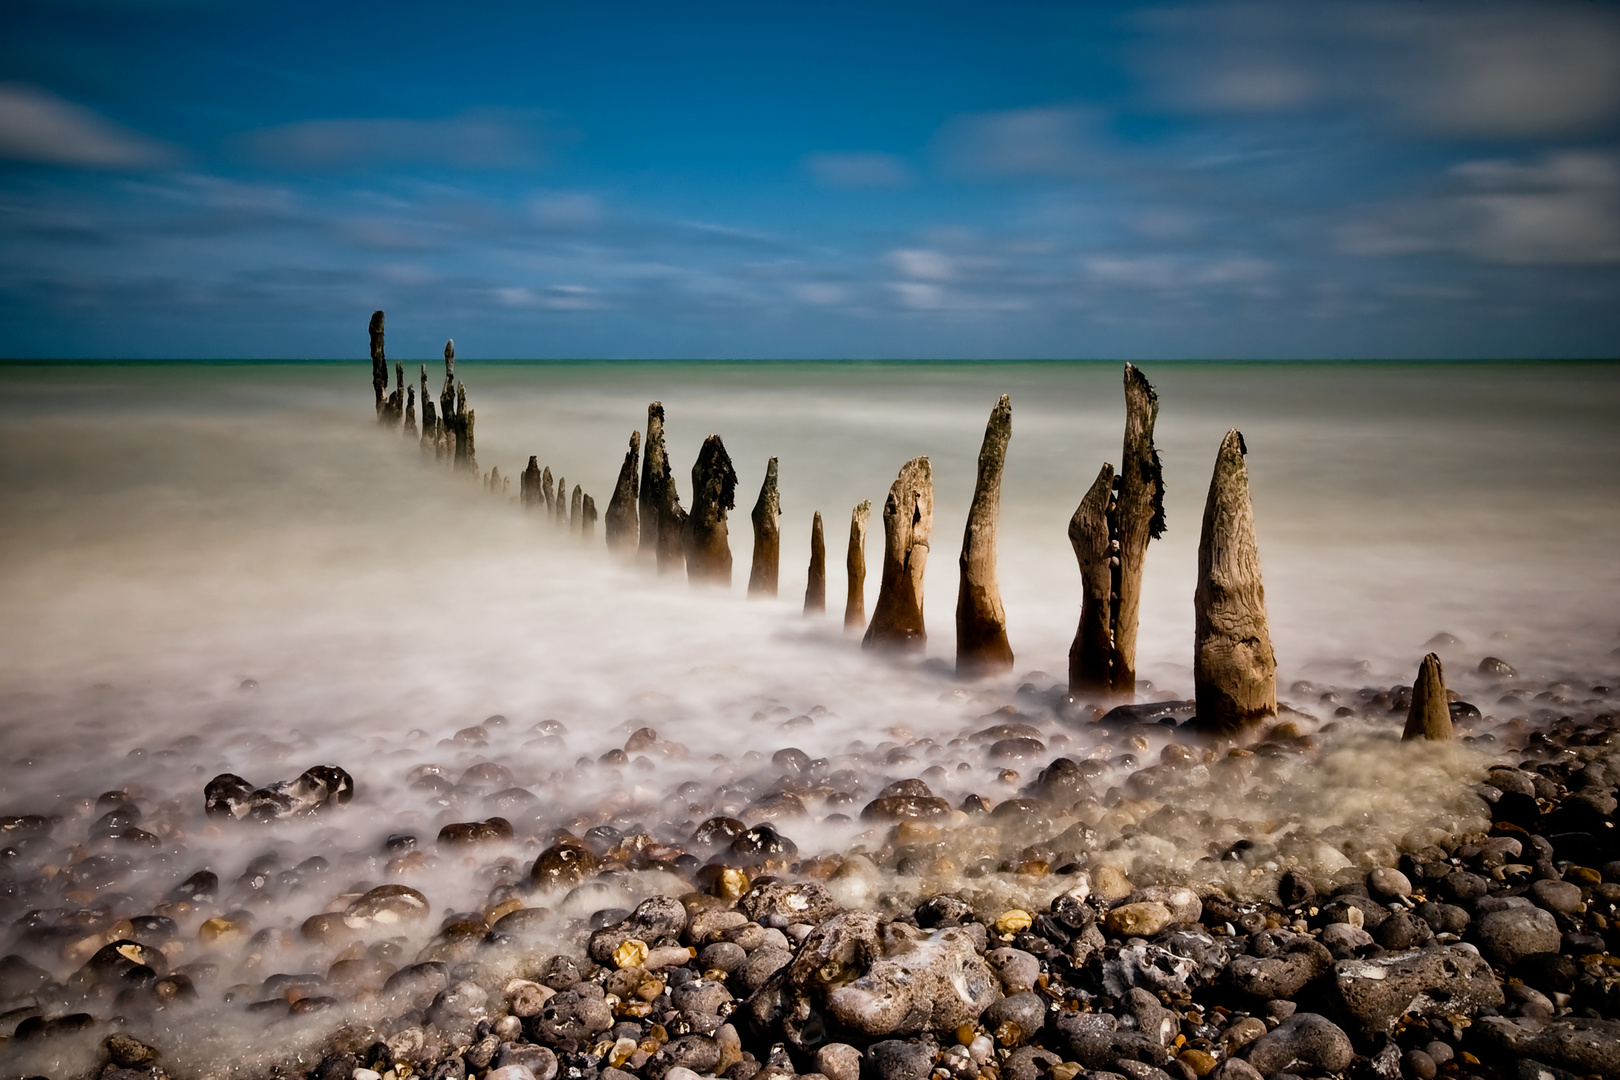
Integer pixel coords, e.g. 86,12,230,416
1,360,1617,1075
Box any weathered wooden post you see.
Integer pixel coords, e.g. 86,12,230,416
804,512,826,615
1067,464,1116,695
863,458,932,652
553,476,567,525
684,435,738,586
404,385,417,436
605,431,641,551
1402,653,1453,741
748,457,781,598
638,403,668,562
1112,364,1165,694
956,396,1014,678
582,494,599,541
570,484,583,534
369,311,387,414
844,500,870,632
521,457,543,510
1193,430,1276,738
419,366,437,454
542,466,555,512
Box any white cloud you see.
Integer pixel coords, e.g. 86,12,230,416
891,282,946,309
1084,254,1272,292
0,83,174,168
888,248,955,281
1338,151,1620,265
494,284,604,310
805,152,912,188
242,110,544,170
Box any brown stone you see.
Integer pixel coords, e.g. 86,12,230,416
684,434,738,586
956,395,1014,678
1402,653,1452,741
845,500,870,632
1194,430,1276,738
748,457,781,598
1067,463,1115,695
804,511,826,615
606,430,641,551
863,457,933,652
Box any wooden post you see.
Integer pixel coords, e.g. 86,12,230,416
369,311,387,414
1402,653,1453,741
844,500,870,632
1193,430,1276,738
748,457,781,598
684,435,738,586
1067,464,1115,695
804,512,826,615
605,431,641,551
863,457,932,652
955,395,1014,678
1112,363,1165,695
638,403,667,562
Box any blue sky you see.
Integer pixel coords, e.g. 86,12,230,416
1,0,1617,360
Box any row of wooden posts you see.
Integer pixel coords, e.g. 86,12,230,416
369,311,1458,745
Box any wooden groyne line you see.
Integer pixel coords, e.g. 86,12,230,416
364,311,1454,744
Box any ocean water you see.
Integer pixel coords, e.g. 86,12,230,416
1,359,1617,1073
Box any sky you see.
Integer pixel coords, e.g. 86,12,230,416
0,0,1617,360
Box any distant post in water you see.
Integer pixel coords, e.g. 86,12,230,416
748,457,781,598
605,430,642,551
369,311,387,414
956,395,1014,678
804,512,826,615
553,476,567,525
863,457,932,652
404,385,416,436
684,434,738,586
541,466,555,512
1402,653,1453,742
582,494,598,541
1067,463,1116,695
419,365,436,454
1193,430,1276,738
570,485,583,534
844,500,870,632
638,403,668,562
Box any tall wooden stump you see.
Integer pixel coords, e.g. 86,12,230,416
1402,653,1453,741
863,457,933,652
605,431,641,552
804,512,826,615
684,435,738,586
570,485,583,534
369,311,387,414
844,500,870,632
541,466,555,513
956,396,1014,678
1193,430,1276,739
638,403,667,562
419,366,437,454
1113,363,1165,694
582,494,598,541
748,457,781,598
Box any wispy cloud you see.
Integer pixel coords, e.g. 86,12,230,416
238,110,550,170
804,152,912,188
937,106,1108,178
1139,1,1620,138
0,84,176,168
1338,151,1620,265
